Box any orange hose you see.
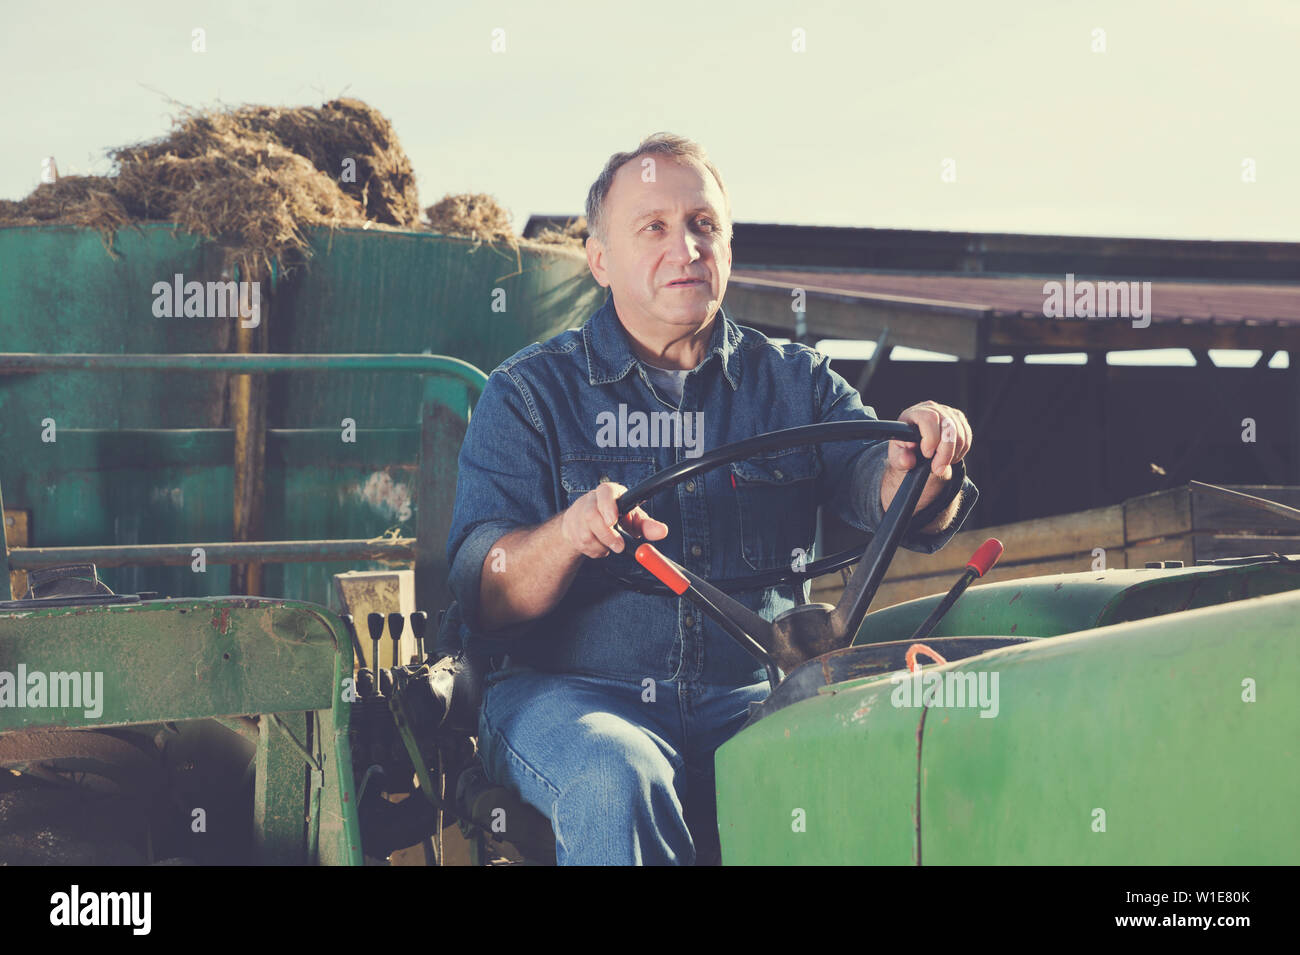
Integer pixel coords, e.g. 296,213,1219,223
905,643,948,673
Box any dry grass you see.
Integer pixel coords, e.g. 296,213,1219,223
424,192,523,276
0,98,420,277
531,216,589,249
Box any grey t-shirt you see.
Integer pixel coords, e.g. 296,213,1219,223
642,362,690,406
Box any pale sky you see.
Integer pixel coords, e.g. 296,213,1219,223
3,0,1297,243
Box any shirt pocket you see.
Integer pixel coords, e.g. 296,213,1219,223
729,447,823,572
559,453,661,509
560,453,663,585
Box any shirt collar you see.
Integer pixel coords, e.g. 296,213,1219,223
582,292,742,391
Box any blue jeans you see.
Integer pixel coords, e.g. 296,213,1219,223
478,665,770,865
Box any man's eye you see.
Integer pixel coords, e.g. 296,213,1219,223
697,219,716,231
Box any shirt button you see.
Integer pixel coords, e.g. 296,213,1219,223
691,544,702,558
599,474,610,483
685,480,695,493
773,468,784,480
684,615,694,628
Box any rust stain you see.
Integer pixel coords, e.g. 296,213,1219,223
213,607,232,635
1010,623,1018,633
1009,590,1023,604
783,728,790,738
359,471,413,523
1054,582,1063,591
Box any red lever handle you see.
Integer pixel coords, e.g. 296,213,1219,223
966,538,1004,577
635,544,691,596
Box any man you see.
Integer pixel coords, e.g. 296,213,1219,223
443,133,977,865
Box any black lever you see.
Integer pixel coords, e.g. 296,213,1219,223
367,612,386,698
387,612,405,669
409,611,428,662
342,614,374,699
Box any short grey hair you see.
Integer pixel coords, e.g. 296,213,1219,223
584,132,732,246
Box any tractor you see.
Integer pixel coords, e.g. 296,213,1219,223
2,373,1296,865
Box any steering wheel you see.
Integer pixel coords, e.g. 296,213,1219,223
610,420,935,682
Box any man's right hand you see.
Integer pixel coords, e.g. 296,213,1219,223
561,482,670,559
478,484,670,631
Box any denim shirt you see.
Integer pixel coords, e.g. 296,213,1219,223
441,294,979,685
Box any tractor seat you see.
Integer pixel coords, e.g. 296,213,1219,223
433,646,556,862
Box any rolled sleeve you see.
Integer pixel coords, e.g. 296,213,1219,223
444,368,556,642
849,443,979,555
812,352,979,555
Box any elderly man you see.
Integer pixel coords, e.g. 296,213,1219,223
443,133,978,865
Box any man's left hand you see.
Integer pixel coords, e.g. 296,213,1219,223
890,400,973,483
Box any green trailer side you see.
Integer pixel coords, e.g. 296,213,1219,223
0,224,602,606
0,597,361,865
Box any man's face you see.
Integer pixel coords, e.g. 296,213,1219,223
586,155,732,340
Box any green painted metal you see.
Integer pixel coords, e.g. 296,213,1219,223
919,589,1300,864
1,427,419,599
255,712,311,865
717,574,1300,865
0,597,337,729
0,596,362,864
416,373,472,617
0,352,483,608
0,478,10,601
715,671,920,865
9,538,416,569
854,559,1300,644
0,224,602,607
0,353,489,381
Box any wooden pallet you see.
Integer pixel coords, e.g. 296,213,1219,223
812,483,1300,609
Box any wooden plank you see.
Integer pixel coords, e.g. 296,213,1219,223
1124,486,1191,542
1191,533,1300,560
1191,484,1300,533
4,509,28,599
815,553,1120,611
888,503,1124,578
1123,537,1196,567
810,481,1300,610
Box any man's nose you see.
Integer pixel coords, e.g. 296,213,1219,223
666,223,706,262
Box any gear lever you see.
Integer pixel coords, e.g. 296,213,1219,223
409,611,428,663
367,612,386,698
387,612,405,669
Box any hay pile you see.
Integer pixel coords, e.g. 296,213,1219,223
424,192,525,276
0,176,132,234
0,98,421,276
532,216,589,248
422,199,588,279
424,192,516,246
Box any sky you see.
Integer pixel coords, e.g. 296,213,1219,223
3,0,1297,244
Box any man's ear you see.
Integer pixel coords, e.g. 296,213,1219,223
585,235,611,288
